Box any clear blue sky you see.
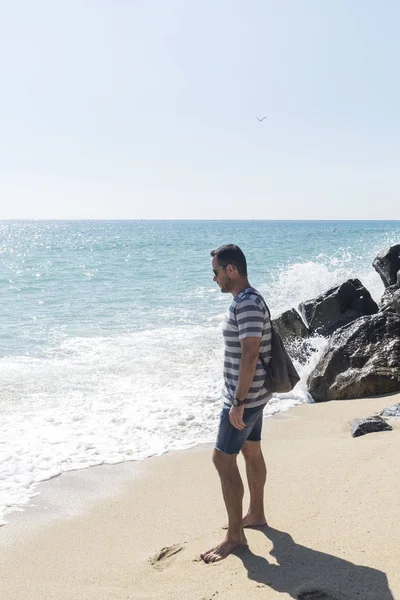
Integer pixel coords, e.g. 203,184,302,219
1,0,399,219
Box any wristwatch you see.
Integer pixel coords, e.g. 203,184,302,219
232,398,245,407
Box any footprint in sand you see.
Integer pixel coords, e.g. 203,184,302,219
149,543,185,570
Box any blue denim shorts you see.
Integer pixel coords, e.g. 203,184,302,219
215,404,266,455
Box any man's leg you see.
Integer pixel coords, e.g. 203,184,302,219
200,448,247,563
241,440,268,527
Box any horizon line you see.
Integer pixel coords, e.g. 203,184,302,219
1,218,400,223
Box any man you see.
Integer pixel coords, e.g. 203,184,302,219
201,244,272,564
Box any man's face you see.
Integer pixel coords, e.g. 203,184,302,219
212,257,232,293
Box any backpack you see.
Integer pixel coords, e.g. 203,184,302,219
235,288,300,394
260,325,300,394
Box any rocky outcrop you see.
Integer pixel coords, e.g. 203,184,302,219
380,286,400,314
273,309,309,343
380,285,399,312
307,312,400,402
272,309,312,365
379,403,400,418
350,416,392,438
372,244,400,287
298,279,378,337
278,242,400,403
393,289,400,314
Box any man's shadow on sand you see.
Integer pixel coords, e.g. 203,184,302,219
233,525,394,600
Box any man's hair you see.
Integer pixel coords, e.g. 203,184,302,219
210,244,247,276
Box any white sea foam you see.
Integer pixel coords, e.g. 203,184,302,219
261,250,385,317
0,326,222,521
0,321,324,523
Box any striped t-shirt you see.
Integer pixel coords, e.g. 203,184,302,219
222,287,272,409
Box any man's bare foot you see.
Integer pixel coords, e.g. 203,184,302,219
200,535,247,563
242,512,268,528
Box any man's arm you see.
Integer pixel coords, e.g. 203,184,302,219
229,336,261,430
235,336,261,401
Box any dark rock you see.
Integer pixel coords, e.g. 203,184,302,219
298,299,315,330
372,244,400,288
350,416,392,438
380,287,400,314
285,338,318,366
273,309,309,343
308,312,400,402
394,289,400,315
379,284,400,312
273,309,311,365
379,403,400,418
298,279,378,337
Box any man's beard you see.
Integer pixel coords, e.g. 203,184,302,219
219,280,232,293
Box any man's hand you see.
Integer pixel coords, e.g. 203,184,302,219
229,405,246,430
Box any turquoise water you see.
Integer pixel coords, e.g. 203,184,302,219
1,220,399,356
0,219,399,522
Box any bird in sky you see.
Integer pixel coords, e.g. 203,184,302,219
256,116,267,122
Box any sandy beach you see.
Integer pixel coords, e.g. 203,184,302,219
1,395,399,600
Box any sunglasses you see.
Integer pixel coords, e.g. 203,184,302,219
213,265,228,276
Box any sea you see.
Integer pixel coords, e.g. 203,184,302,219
1,219,399,524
